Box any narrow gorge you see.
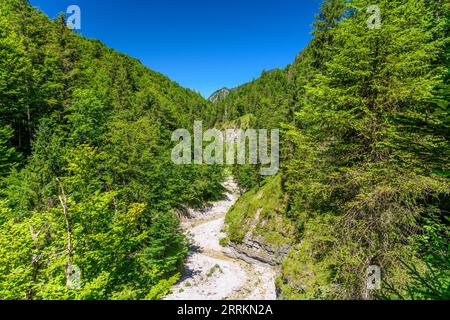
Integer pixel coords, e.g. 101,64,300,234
165,177,277,300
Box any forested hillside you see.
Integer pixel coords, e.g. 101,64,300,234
0,0,223,299
0,0,448,301
218,0,449,299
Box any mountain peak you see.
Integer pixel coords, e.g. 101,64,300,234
208,87,231,103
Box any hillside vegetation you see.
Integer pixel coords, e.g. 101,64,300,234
0,0,448,300
218,0,449,300
0,0,223,299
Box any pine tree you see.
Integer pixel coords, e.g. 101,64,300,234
283,0,449,298
0,14,29,150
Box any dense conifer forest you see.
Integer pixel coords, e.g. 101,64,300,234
0,0,224,299
0,0,448,300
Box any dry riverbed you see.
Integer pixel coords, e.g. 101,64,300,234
165,178,277,300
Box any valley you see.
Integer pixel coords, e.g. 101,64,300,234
165,177,277,300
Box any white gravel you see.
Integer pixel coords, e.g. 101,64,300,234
165,177,277,301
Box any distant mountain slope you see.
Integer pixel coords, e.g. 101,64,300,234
210,68,289,130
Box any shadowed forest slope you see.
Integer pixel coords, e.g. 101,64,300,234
0,0,448,300
0,0,223,300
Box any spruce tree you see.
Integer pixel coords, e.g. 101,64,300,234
284,0,449,298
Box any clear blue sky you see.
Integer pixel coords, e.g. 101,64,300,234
30,0,322,97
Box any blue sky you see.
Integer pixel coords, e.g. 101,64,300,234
30,0,322,97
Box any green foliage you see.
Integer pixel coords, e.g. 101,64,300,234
221,0,449,300
1,0,449,301
381,213,450,300
0,125,21,176
0,0,224,300
225,175,296,247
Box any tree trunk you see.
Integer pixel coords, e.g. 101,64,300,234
56,178,74,288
